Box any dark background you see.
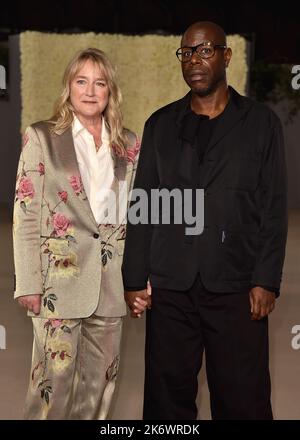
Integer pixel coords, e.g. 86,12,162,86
0,0,300,62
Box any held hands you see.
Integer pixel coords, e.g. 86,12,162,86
18,294,41,315
249,287,276,320
124,281,152,318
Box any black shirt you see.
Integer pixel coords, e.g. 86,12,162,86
180,108,220,163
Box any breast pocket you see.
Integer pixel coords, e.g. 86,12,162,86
226,154,260,191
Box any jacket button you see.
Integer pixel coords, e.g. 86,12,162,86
93,233,99,239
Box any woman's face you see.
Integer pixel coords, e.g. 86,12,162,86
70,59,109,120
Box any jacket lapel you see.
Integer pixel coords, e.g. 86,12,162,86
110,150,128,224
205,87,253,155
173,88,254,191
112,149,127,183
202,88,254,189
174,93,197,186
50,127,99,228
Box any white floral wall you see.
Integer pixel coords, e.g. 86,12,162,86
20,31,248,136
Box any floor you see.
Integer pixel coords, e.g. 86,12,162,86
0,203,299,420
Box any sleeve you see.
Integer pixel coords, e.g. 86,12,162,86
122,118,159,290
13,126,45,298
126,131,141,192
252,285,280,297
251,117,288,292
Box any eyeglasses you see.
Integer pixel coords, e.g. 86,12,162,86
176,41,227,63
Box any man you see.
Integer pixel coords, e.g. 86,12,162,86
122,22,287,420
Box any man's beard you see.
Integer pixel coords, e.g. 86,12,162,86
193,72,225,97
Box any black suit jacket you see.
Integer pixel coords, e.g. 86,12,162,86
122,87,288,294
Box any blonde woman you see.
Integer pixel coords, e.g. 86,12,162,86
13,48,143,419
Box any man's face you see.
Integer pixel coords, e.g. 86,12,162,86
181,27,231,96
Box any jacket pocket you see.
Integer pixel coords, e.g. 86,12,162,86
222,229,258,280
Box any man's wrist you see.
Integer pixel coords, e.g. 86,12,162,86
124,286,147,292
252,285,279,295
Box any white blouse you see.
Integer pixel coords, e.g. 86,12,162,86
72,115,115,225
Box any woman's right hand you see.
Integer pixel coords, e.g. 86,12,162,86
18,294,41,315
124,286,151,318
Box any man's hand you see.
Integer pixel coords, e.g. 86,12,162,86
18,294,41,315
124,283,152,318
249,287,276,320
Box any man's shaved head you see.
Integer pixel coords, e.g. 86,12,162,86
181,21,227,47
180,21,231,97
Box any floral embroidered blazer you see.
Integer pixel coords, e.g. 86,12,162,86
13,121,139,319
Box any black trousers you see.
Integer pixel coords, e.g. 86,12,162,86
143,276,273,420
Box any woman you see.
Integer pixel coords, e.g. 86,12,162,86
13,48,143,419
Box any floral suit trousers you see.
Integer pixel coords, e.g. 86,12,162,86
23,315,122,420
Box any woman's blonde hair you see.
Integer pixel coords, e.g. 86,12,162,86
50,48,127,156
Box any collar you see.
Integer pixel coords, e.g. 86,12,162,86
72,114,110,145
175,86,246,127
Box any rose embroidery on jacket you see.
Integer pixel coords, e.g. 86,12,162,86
38,162,45,175
51,213,71,237
17,176,35,201
126,139,141,164
41,200,79,312
69,175,83,195
41,207,79,309
58,191,68,203
22,132,29,149
15,131,45,212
